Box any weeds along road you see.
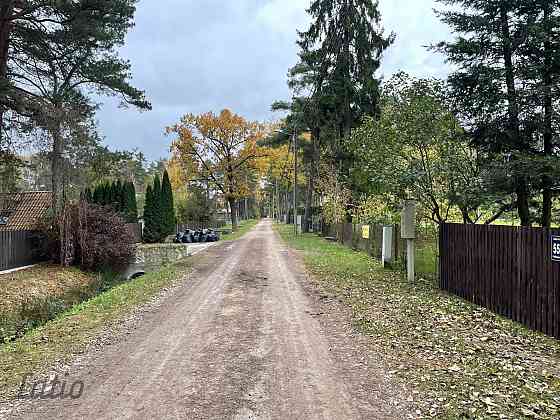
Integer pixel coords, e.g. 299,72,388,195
13,221,406,420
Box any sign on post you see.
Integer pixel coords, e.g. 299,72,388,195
552,236,560,262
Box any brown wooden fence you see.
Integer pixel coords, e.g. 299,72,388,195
0,230,37,271
440,223,560,339
177,219,227,232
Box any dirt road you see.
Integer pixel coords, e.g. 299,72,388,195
12,221,407,419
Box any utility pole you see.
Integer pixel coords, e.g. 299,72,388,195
275,179,278,221
293,128,298,234
244,173,248,220
401,200,417,282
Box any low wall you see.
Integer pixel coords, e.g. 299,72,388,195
123,243,212,280
135,244,191,267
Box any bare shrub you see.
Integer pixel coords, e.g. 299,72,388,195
39,202,136,272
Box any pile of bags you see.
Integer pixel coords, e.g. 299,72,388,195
174,229,220,244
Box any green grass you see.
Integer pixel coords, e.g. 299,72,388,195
275,224,560,419
221,219,259,241
0,259,191,400
0,266,125,344
416,241,438,276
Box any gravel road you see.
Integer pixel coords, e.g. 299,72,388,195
11,221,408,419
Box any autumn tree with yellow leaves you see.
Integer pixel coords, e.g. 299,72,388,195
166,109,266,231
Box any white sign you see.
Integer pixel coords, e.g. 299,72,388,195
552,236,560,262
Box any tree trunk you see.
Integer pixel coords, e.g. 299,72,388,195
303,127,320,233
51,115,65,214
516,183,531,226
460,207,474,224
228,197,238,231
342,0,352,140
541,1,553,227
0,1,14,144
500,5,531,226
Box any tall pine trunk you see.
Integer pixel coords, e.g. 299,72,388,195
50,106,65,215
0,1,14,144
541,1,553,227
303,127,320,233
500,5,531,226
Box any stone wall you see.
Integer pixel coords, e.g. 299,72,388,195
122,243,213,280
135,244,191,269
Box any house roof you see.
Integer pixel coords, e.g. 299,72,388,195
0,192,52,231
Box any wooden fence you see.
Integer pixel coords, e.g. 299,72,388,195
440,223,560,339
177,219,227,232
0,230,37,271
312,220,405,264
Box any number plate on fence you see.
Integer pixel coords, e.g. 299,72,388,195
362,225,370,239
552,236,560,262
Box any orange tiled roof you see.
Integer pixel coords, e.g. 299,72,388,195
0,192,52,231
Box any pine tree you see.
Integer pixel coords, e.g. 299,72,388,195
152,174,163,240
112,181,121,211
434,0,560,226
92,185,101,204
143,184,157,243
116,179,125,213
84,187,93,203
291,0,395,218
522,0,560,226
102,183,110,206
161,170,176,236
4,1,151,214
124,181,138,223
296,0,395,140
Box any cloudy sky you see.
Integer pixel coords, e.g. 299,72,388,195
96,0,453,161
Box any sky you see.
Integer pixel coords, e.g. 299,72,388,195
96,0,454,161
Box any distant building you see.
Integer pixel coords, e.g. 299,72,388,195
0,192,52,231
19,154,51,191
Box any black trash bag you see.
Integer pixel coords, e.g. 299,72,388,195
181,230,193,243
206,229,219,242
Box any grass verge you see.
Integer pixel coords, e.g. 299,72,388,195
0,259,191,400
275,224,560,419
1,266,121,343
415,240,438,277
221,219,259,241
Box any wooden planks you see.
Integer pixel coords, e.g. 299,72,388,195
440,223,560,339
0,230,36,271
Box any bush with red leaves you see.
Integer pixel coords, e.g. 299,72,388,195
39,202,136,272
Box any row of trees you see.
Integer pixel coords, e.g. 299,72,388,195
436,0,560,227
0,0,149,212
143,171,176,243
84,180,138,224
259,0,560,228
260,0,395,229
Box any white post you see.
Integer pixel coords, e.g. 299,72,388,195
407,239,415,282
401,200,417,282
382,226,393,267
